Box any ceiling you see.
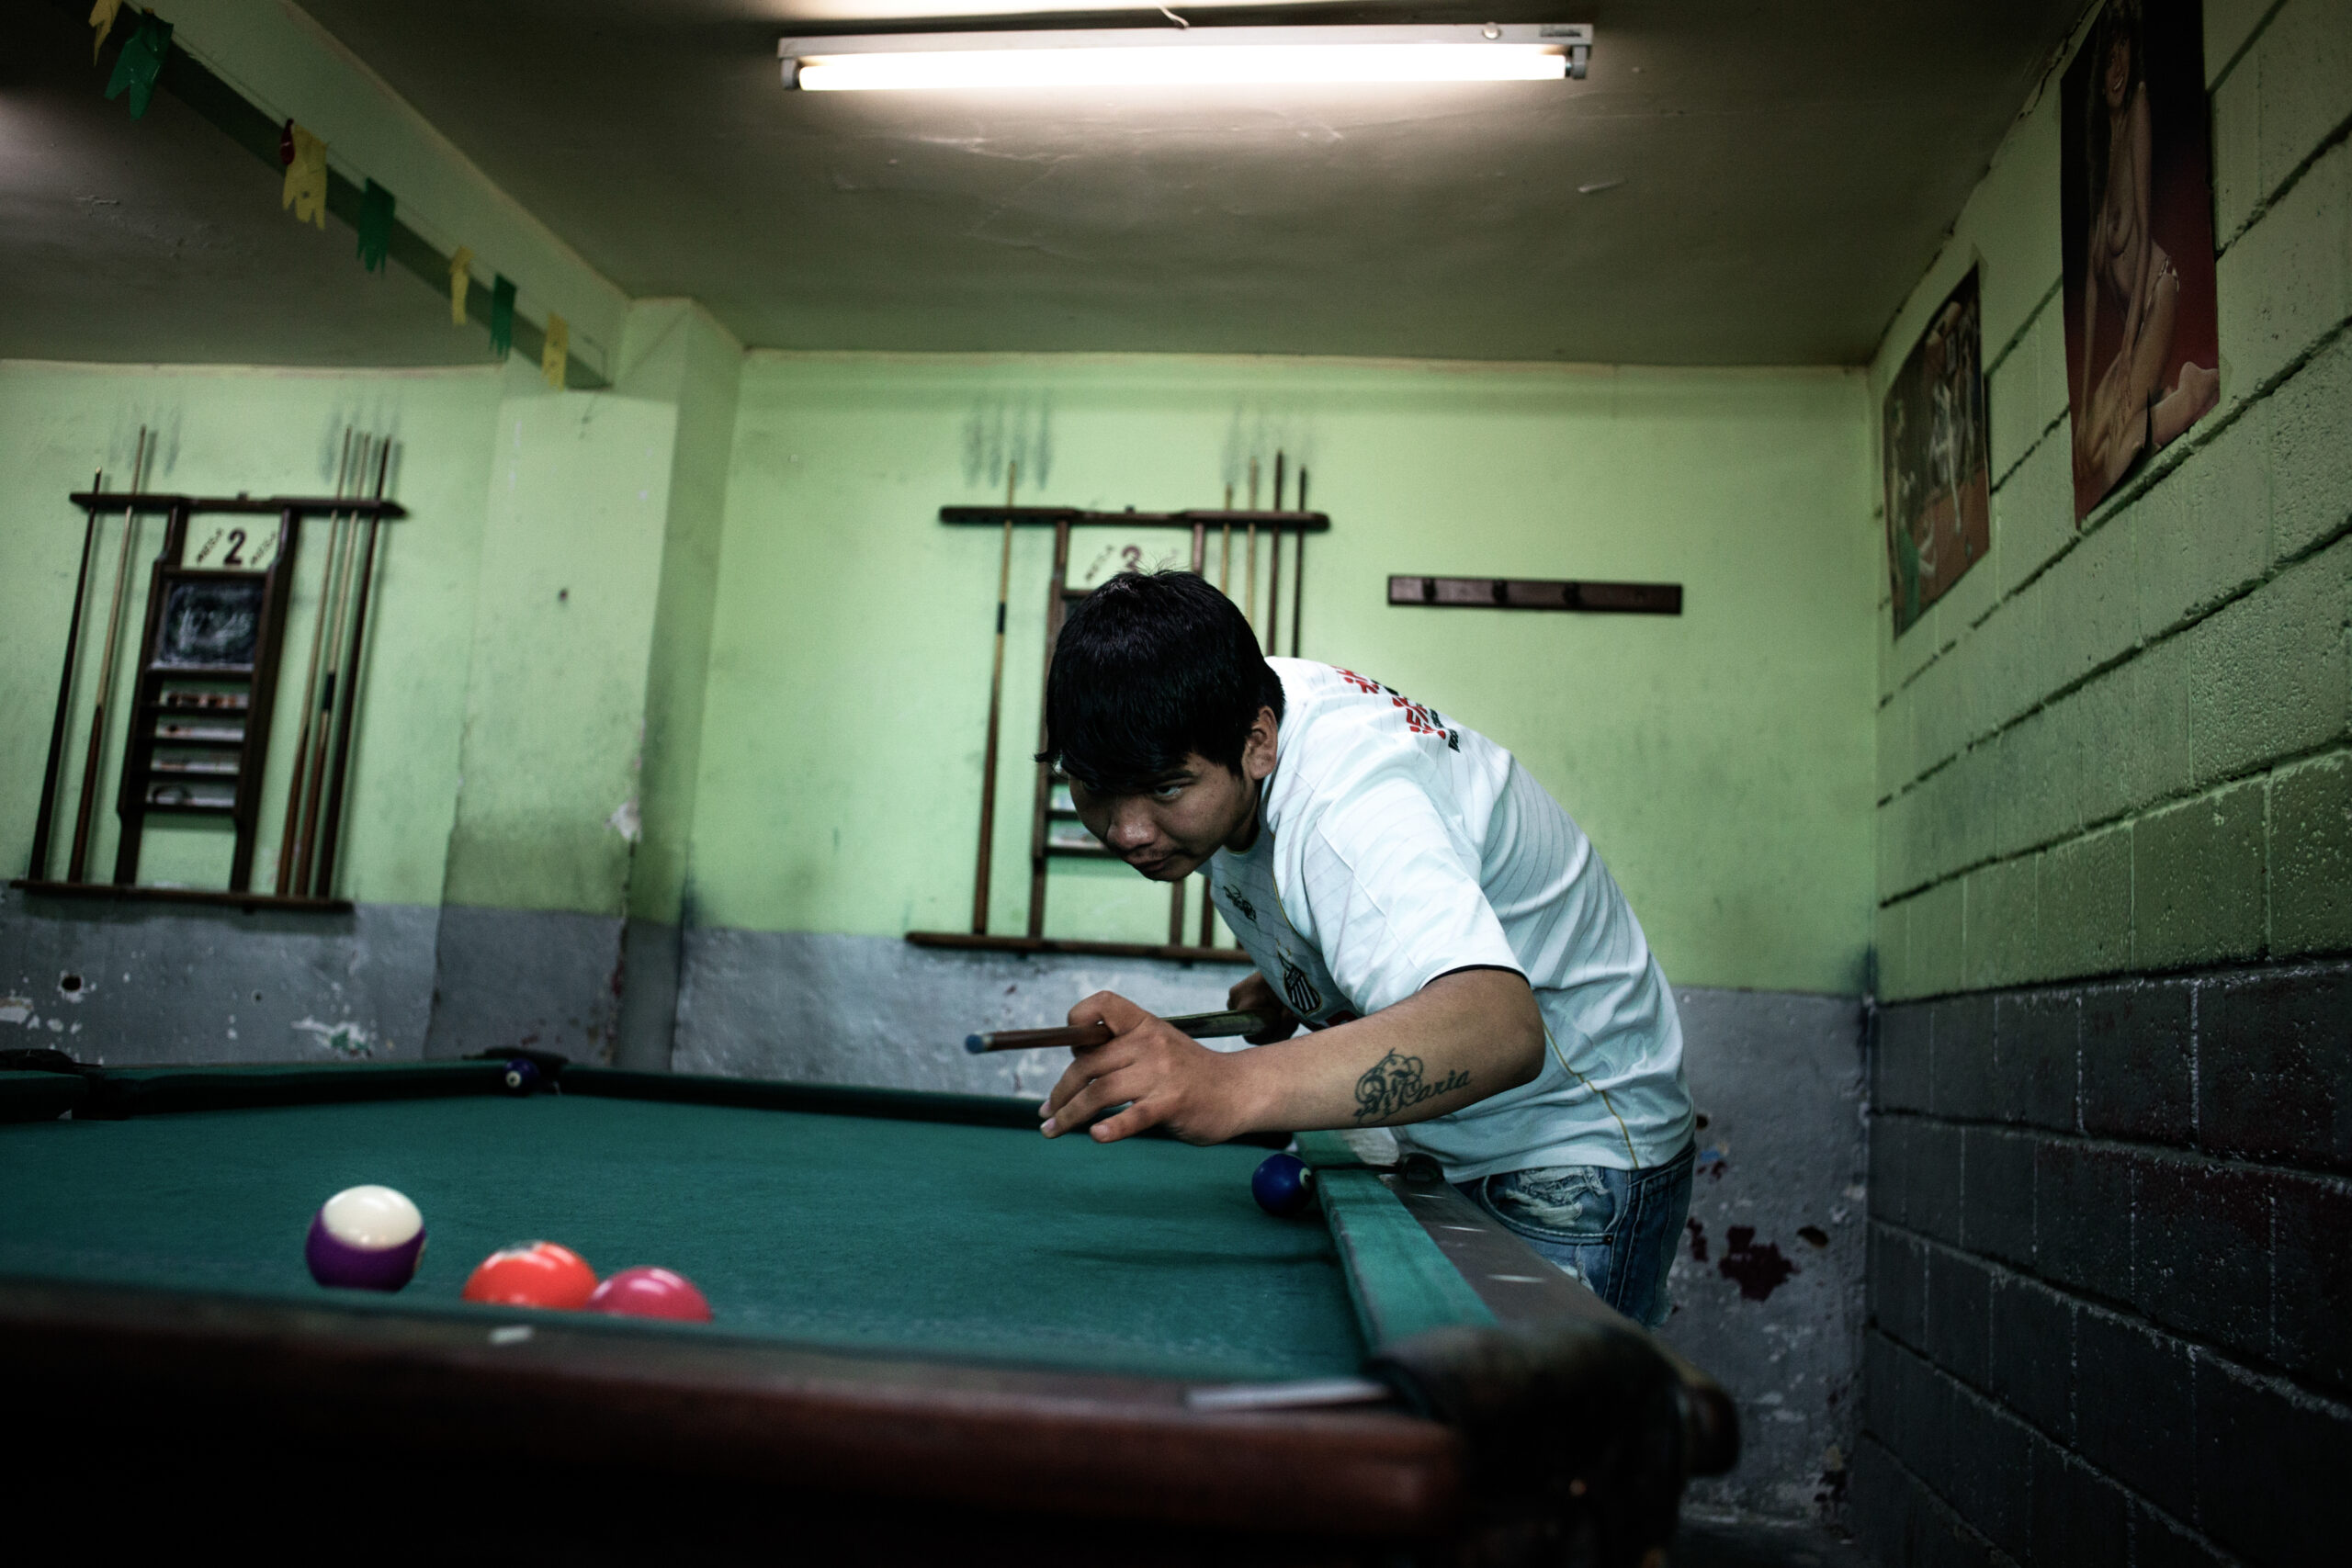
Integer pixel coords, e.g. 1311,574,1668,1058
0,1,492,367
5,1,2086,367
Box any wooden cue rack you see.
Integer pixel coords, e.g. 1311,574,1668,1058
909,503,1329,964
13,488,405,914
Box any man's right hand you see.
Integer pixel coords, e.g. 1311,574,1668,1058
1227,970,1302,1043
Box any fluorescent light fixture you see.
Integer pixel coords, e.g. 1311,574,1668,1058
779,23,1591,93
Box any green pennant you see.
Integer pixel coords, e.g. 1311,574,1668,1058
104,11,173,118
490,276,516,358
356,179,395,273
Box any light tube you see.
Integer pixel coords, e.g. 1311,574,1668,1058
780,24,1591,94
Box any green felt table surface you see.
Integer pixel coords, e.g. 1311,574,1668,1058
0,1094,1369,1382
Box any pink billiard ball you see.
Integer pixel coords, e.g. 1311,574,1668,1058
585,1265,712,1322
305,1185,425,1292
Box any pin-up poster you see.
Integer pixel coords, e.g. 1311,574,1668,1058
2062,0,2221,519
1883,268,1989,636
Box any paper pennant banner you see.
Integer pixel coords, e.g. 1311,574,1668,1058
281,122,327,230
447,245,475,325
89,0,121,62
542,312,570,389
356,179,394,272
104,11,172,118
490,276,516,358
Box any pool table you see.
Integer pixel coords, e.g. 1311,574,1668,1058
0,1052,1735,1565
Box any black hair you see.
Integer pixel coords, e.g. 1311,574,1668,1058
1039,570,1285,793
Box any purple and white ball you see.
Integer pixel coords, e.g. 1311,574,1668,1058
305,1184,425,1291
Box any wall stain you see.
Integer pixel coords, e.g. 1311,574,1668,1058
1718,1224,1799,1301
963,396,1053,491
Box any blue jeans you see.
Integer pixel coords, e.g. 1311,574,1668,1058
1454,1142,1695,1328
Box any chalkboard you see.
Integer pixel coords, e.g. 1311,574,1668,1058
155,575,265,670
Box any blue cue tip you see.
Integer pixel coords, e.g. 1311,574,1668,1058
964,1033,987,1054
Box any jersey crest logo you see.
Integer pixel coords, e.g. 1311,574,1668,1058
1277,951,1324,1017
1221,884,1258,923
1331,669,1462,751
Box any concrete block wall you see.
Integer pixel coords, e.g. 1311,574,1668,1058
1860,2,2352,1562
1860,966,2351,1564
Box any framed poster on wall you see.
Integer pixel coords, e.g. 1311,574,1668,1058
2062,0,2221,519
1883,267,1990,637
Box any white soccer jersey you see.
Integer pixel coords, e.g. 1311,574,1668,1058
1207,660,1693,1180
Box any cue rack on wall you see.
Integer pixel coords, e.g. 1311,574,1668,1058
14,431,405,914
909,459,1328,964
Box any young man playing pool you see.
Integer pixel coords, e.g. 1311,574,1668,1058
1036,570,1696,1327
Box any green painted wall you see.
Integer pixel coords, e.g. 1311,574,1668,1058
0,324,741,925
0,359,502,905
433,359,677,913
1870,0,2352,999
692,354,1879,996
617,302,744,930
435,300,742,920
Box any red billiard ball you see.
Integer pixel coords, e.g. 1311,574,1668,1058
463,1241,598,1309
585,1266,712,1322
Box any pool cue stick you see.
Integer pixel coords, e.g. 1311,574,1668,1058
310,435,394,897
67,429,149,884
28,470,108,881
1222,481,1235,585
293,435,371,896
1245,458,1259,630
1206,474,1236,953
1267,452,1284,655
1291,468,1307,657
967,1006,1288,1055
970,460,1018,933
282,433,358,893
277,429,354,895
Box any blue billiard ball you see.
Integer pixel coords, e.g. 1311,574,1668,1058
1252,1153,1317,1218
502,1057,543,1095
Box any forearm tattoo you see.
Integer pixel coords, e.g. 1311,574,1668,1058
1351,1050,1470,1123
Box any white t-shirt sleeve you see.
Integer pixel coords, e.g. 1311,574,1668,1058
1294,772,1524,1015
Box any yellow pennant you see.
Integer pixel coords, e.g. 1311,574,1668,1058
541,312,569,389
447,245,475,326
90,0,121,62
281,123,327,230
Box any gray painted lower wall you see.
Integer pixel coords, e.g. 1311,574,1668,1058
418,905,626,1063
672,926,1257,1100
614,916,683,1072
0,886,437,1063
1664,987,1869,1523
0,897,1865,1525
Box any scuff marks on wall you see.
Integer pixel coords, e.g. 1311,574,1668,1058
962,394,1053,491
293,1016,376,1058
1220,404,1316,502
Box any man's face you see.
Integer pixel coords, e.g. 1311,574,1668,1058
1068,709,1278,882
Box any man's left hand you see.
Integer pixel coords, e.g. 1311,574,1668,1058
1039,990,1264,1145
